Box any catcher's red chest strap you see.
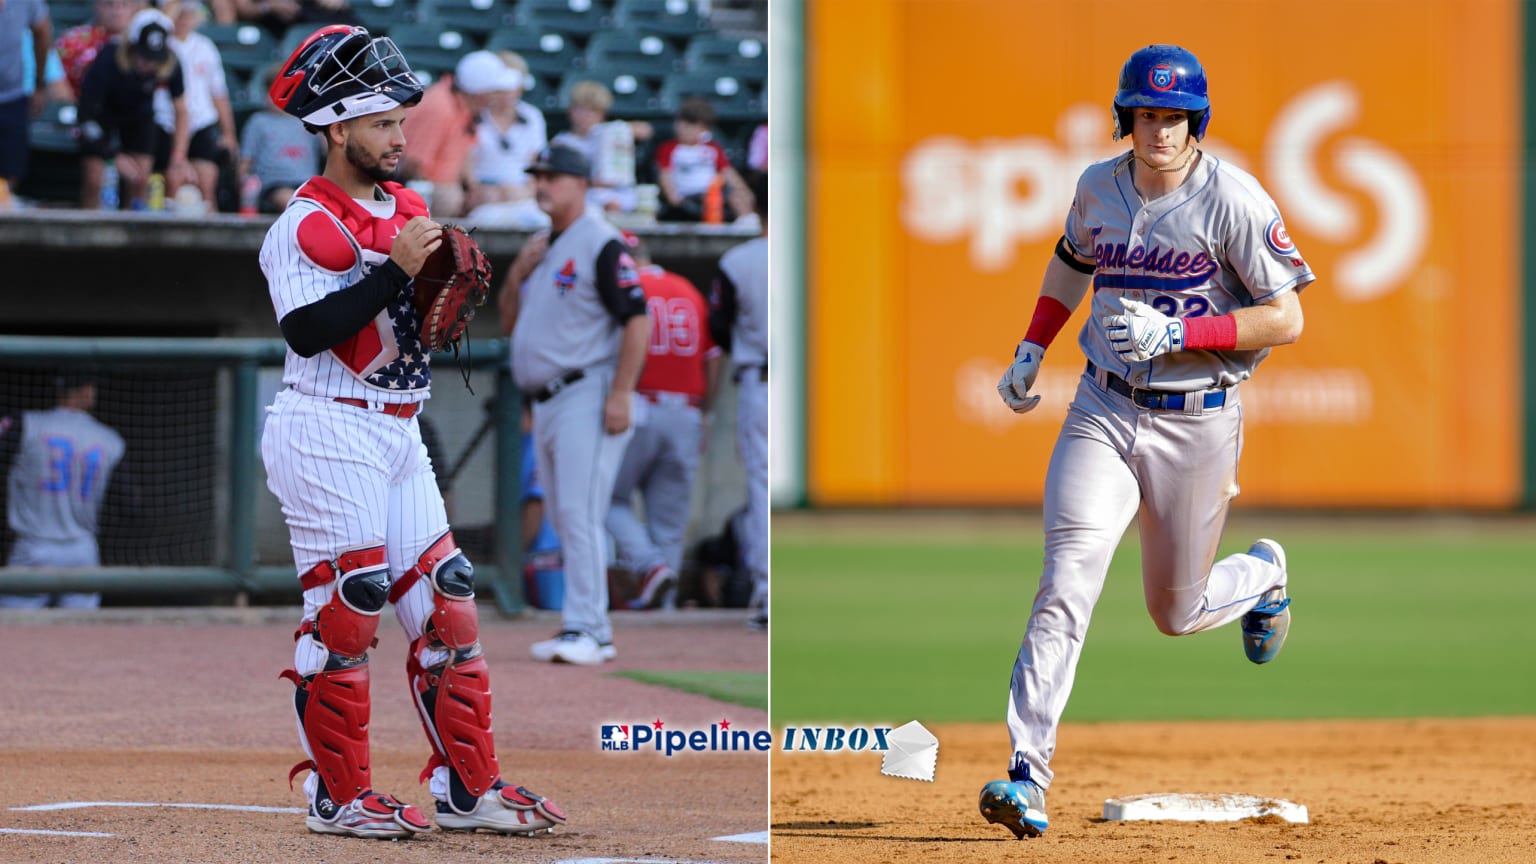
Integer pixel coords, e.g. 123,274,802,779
294,176,429,255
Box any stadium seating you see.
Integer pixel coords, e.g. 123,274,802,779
48,0,94,28
584,31,682,80
611,0,708,38
682,34,765,83
658,71,760,122
18,101,82,204
352,0,417,33
383,24,478,75
556,65,662,117
421,0,516,37
510,0,614,37
203,23,279,78
483,28,582,77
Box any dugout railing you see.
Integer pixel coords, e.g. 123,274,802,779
0,336,529,615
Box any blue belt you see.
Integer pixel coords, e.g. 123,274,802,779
1086,361,1226,412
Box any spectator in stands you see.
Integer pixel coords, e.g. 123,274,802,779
747,121,766,172
550,79,653,214
153,1,238,212
78,9,191,209
461,51,547,228
239,64,322,212
606,232,722,610
654,95,752,223
228,0,354,39
22,32,74,106
56,0,140,99
0,372,127,610
0,0,53,210
399,50,510,218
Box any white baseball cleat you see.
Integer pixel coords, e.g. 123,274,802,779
436,783,567,835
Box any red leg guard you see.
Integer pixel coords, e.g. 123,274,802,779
411,653,501,802
296,663,373,807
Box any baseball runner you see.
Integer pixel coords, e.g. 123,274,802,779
708,171,768,628
0,373,125,609
259,25,564,840
980,45,1311,840
497,143,650,665
607,233,723,609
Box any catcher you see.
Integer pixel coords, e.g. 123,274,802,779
257,25,561,840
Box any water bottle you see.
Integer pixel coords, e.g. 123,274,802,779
147,173,166,211
100,162,119,210
703,174,724,224
239,175,262,216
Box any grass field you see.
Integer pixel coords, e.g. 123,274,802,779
769,512,1536,724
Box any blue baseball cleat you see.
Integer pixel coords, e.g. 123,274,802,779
1241,539,1291,664
979,761,1048,839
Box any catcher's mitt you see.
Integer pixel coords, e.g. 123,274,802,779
412,224,492,352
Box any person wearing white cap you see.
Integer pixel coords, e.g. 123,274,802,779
145,1,239,212
76,8,190,208
397,48,515,217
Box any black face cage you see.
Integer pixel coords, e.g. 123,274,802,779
305,30,420,100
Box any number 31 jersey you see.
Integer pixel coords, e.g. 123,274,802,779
1063,152,1316,391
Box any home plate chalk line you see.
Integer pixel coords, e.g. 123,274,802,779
8,801,770,853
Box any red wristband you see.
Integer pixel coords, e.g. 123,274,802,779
1023,296,1073,349
1182,314,1238,351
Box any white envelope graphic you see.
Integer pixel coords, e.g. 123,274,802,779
880,720,938,782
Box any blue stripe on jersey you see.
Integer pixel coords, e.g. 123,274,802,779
1094,273,1214,292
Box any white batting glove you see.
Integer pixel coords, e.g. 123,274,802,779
997,339,1046,414
1104,298,1184,362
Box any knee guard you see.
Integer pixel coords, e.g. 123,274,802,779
392,532,503,811
280,544,390,809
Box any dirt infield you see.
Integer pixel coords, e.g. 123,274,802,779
772,717,1536,864
0,610,767,864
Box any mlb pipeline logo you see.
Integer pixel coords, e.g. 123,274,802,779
598,720,901,756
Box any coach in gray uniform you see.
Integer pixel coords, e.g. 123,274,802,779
0,373,126,609
499,144,650,665
709,171,769,628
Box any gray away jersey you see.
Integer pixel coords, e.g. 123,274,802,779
719,235,768,368
1064,152,1315,391
7,409,125,542
511,211,626,391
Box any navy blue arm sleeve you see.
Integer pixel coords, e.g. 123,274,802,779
278,260,411,358
708,267,738,352
595,239,648,324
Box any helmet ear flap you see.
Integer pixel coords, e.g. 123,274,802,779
1113,106,1134,141
1191,108,1210,140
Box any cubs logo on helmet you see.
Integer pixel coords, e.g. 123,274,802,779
1150,65,1175,91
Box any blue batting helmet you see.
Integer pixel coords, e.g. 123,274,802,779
1112,45,1210,141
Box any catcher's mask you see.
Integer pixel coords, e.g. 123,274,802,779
1112,44,1210,141
269,25,423,131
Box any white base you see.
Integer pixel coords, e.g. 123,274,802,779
1103,793,1309,824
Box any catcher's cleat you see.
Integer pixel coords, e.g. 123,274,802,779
979,779,1048,839
306,790,431,839
1241,539,1291,665
436,782,567,835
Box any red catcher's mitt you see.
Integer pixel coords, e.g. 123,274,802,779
412,224,492,352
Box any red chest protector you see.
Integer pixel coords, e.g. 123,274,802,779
291,177,434,387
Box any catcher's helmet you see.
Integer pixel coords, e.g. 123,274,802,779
1112,44,1210,141
269,25,422,130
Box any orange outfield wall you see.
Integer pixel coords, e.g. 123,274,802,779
806,0,1521,506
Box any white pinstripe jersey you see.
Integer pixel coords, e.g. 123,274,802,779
259,177,434,402
1063,152,1315,391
